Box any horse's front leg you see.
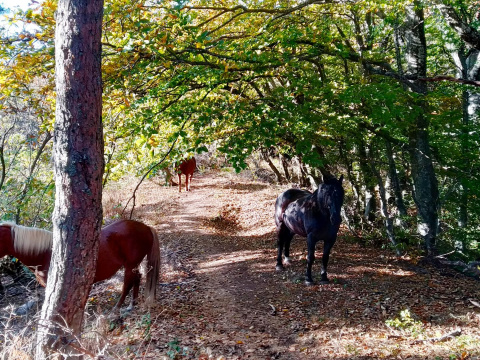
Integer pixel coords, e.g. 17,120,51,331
129,268,141,310
305,234,316,285
320,238,336,284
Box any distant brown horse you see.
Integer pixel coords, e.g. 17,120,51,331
0,219,160,308
176,157,196,192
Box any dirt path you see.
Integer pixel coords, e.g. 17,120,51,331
148,172,298,359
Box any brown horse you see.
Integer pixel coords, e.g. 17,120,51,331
176,157,196,192
0,219,160,308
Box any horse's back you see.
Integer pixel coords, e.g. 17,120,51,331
275,188,311,227
178,157,196,175
96,220,154,281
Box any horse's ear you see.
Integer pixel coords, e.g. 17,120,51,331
339,175,344,183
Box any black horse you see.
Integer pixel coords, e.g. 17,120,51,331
275,175,344,285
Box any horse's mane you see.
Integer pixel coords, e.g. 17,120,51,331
0,222,53,255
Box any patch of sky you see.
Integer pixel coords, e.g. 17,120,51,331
0,0,42,35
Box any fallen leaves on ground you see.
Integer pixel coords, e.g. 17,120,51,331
1,170,479,359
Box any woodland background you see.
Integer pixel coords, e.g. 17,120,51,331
1,1,480,359
1,0,480,282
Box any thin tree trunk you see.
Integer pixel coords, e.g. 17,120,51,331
339,142,361,216
0,123,16,191
437,2,480,236
36,0,104,358
281,154,291,182
452,49,480,228
404,1,439,255
385,139,407,227
358,140,376,222
370,146,401,255
300,162,316,188
0,143,5,192
261,149,285,183
15,131,52,223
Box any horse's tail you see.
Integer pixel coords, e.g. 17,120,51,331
145,226,160,305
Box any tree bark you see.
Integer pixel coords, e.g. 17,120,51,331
370,146,401,255
451,47,480,229
261,149,285,183
436,2,480,234
0,122,16,191
15,131,52,223
339,142,361,217
358,140,376,222
385,139,407,223
281,154,291,182
404,1,439,255
434,1,480,51
35,0,104,358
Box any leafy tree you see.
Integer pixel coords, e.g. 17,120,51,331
1,0,480,265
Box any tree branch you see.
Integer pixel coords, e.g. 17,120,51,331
435,2,480,51
420,75,480,87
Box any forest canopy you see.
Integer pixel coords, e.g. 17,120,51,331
1,0,479,263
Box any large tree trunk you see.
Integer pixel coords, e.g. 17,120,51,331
36,0,104,358
451,48,480,229
404,1,439,255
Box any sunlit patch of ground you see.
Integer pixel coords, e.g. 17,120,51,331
197,250,266,273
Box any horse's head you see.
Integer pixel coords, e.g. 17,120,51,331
0,222,15,257
318,175,344,225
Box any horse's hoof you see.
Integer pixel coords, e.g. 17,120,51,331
275,265,284,271
319,280,329,285
305,280,314,286
284,257,292,265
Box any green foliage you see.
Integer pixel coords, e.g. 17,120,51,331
0,113,54,227
166,338,190,359
1,0,480,261
138,313,152,341
385,309,424,337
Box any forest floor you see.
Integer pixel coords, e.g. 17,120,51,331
1,169,480,359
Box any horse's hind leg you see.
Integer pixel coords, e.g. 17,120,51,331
115,268,141,309
129,268,141,310
284,237,293,265
276,224,293,271
188,173,193,191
